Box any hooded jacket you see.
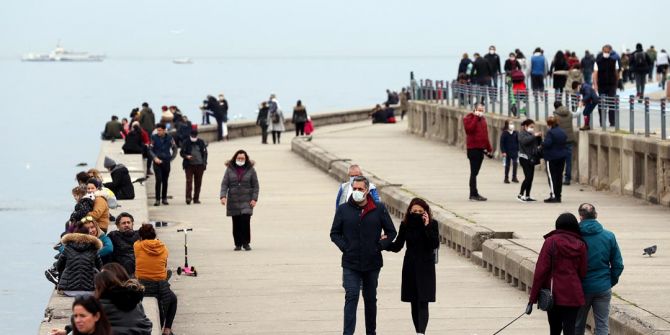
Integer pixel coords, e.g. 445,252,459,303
134,239,168,281
542,126,568,161
529,229,588,307
104,163,135,200
99,283,153,335
579,219,624,294
108,230,140,275
330,195,397,272
87,191,110,232
463,113,493,152
553,106,576,143
57,233,103,291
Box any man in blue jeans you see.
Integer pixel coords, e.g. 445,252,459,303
575,203,624,335
330,176,397,335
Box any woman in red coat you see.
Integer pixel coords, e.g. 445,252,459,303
527,213,588,335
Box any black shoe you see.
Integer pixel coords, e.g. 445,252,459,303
563,180,571,185
154,201,160,206
243,244,252,251
504,179,510,184
186,199,191,205
193,199,201,204
469,195,487,201
512,178,519,183
517,194,527,202
45,268,59,285
234,246,242,251
544,197,561,203
162,200,169,205
526,196,537,202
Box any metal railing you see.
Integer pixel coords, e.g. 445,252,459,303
409,75,668,140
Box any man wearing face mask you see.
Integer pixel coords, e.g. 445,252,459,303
180,129,208,205
335,164,380,209
593,45,620,127
485,45,502,89
330,176,397,335
463,104,493,201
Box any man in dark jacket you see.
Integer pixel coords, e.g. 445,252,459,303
102,115,124,140
542,116,568,203
630,43,653,100
180,129,207,204
103,157,135,200
107,212,139,276
150,124,177,206
553,101,577,184
330,176,397,335
575,203,624,335
218,94,229,141
581,51,595,84
463,104,493,201
202,95,224,141
138,102,155,135
593,45,619,127
484,45,502,88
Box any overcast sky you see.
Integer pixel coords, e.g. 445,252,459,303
1,0,667,59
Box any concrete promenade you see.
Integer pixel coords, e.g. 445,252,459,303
304,120,670,332
148,133,551,334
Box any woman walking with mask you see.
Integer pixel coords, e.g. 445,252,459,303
388,198,440,335
220,150,260,251
517,119,542,202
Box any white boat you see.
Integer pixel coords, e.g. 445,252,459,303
173,58,193,64
22,44,105,62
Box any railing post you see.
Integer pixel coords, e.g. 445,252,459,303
499,83,504,115
645,97,650,137
629,95,635,134
445,81,451,106
614,95,620,132
524,90,530,119
491,86,496,114
543,90,549,121
661,99,667,140
601,96,607,132
533,91,539,120
576,95,582,128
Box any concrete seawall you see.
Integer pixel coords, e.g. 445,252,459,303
407,101,670,207
291,134,670,334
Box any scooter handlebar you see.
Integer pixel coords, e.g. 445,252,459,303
177,228,194,232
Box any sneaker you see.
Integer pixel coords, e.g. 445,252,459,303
544,197,561,203
186,199,191,205
469,195,487,201
504,179,510,184
162,200,169,205
234,246,242,251
517,195,527,202
243,244,252,251
193,199,201,204
526,197,537,202
45,268,59,285
154,201,160,206
512,178,519,183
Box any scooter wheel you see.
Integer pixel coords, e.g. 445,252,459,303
193,270,198,277
190,266,195,272
177,267,182,276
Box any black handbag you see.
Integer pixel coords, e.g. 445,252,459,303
537,241,555,311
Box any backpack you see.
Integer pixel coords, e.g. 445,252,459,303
271,111,280,123
511,69,525,83
634,52,647,69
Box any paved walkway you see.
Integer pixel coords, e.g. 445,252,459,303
309,120,670,325
146,134,549,334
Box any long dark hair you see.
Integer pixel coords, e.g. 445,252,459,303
102,262,131,282
71,295,112,335
229,149,251,168
94,271,122,299
402,198,432,225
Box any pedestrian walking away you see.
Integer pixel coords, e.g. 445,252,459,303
517,119,542,202
575,203,624,335
330,175,397,335
463,103,493,201
531,47,548,93
180,129,208,205
149,124,177,206
388,198,439,335
219,150,260,251
257,101,270,144
292,100,308,136
527,213,588,335
499,119,519,184
542,116,568,203
267,94,286,144
631,43,653,100
655,49,669,89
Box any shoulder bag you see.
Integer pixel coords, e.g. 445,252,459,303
537,240,555,311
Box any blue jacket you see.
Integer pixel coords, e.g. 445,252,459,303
58,232,113,258
500,130,519,158
335,181,381,209
150,134,177,162
542,126,568,161
531,54,547,76
579,219,624,294
579,82,599,104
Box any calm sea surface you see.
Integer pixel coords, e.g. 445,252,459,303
0,57,458,333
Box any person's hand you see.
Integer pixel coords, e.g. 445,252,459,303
380,234,388,240
422,212,430,226
250,200,257,208
502,152,507,157
50,329,67,335
220,197,227,206
534,132,542,137
154,158,162,165
186,155,192,160
525,302,533,315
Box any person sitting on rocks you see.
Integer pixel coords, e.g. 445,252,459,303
55,224,103,295
95,270,153,334
102,115,124,140
66,185,95,234
103,157,135,200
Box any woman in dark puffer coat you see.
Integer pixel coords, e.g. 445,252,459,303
57,225,103,293
95,271,153,335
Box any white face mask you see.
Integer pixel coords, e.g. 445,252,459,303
235,160,245,166
190,136,197,142
352,190,366,202
510,56,516,61
509,124,515,131
603,53,610,58
474,111,484,117
527,127,535,133
489,49,495,54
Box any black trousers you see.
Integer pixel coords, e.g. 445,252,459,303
504,155,518,180
153,161,171,202
259,124,268,143
232,214,251,247
547,305,579,335
467,149,484,197
215,117,224,141
519,157,535,197
410,301,429,333
546,158,565,200
597,86,617,126
272,131,282,144
295,122,306,136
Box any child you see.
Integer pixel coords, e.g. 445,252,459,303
500,119,519,184
67,186,95,234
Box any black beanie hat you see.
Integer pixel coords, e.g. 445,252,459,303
555,213,580,234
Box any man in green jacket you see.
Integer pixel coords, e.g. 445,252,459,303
575,203,624,335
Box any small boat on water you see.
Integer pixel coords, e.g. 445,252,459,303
22,44,105,62
173,58,193,64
